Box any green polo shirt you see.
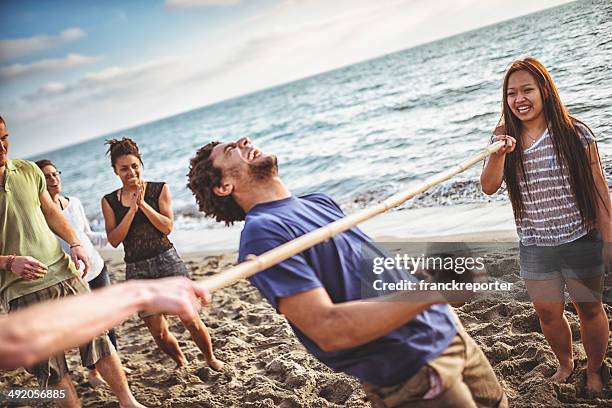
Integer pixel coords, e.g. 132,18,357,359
0,159,77,307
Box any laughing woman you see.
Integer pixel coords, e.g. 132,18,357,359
481,57,610,395
101,138,223,371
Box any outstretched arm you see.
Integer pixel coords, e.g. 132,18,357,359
0,277,210,370
278,287,443,352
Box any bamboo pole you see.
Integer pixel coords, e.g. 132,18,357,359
198,140,506,293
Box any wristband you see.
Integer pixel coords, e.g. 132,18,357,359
69,243,82,249
5,254,16,272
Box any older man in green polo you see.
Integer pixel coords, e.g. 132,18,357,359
0,115,146,408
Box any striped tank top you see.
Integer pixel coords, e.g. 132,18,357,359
515,124,595,246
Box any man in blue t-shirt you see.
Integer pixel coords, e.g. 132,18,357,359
187,137,508,407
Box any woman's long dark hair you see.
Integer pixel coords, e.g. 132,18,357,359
498,57,604,226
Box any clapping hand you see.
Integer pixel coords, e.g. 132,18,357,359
137,181,146,208
127,183,143,211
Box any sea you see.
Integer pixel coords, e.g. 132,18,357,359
29,0,612,231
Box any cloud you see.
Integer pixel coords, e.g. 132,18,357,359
82,58,179,83
166,0,240,8
23,56,180,103
0,53,102,80
4,55,196,157
42,81,67,92
0,28,85,61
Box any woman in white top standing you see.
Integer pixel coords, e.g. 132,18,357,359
36,159,117,388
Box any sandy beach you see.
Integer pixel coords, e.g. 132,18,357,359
2,204,611,407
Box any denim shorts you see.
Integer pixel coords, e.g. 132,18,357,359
126,247,190,318
519,229,604,281
125,247,190,281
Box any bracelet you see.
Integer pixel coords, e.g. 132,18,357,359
5,254,16,272
69,243,82,249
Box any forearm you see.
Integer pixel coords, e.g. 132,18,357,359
44,209,79,245
140,202,173,235
592,163,612,241
480,155,505,195
595,190,612,242
0,281,149,369
315,291,441,351
107,209,136,247
596,207,612,242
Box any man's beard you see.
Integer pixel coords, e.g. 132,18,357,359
248,155,278,181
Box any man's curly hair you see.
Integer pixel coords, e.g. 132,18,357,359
187,141,246,225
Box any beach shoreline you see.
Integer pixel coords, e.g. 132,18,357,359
97,201,518,257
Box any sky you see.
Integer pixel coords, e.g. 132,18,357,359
1,0,574,157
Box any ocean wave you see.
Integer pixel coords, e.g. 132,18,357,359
390,79,498,112
449,112,499,126
347,178,508,213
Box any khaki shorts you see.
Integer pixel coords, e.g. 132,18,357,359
362,314,508,408
9,276,115,387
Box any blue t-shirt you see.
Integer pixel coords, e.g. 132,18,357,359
239,193,456,386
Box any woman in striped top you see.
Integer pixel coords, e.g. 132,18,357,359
481,57,610,395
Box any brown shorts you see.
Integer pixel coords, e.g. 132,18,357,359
9,276,115,387
362,313,508,408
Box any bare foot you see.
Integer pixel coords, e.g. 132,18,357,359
174,355,189,370
550,362,574,383
585,365,609,397
208,358,225,372
88,369,108,388
586,370,603,396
